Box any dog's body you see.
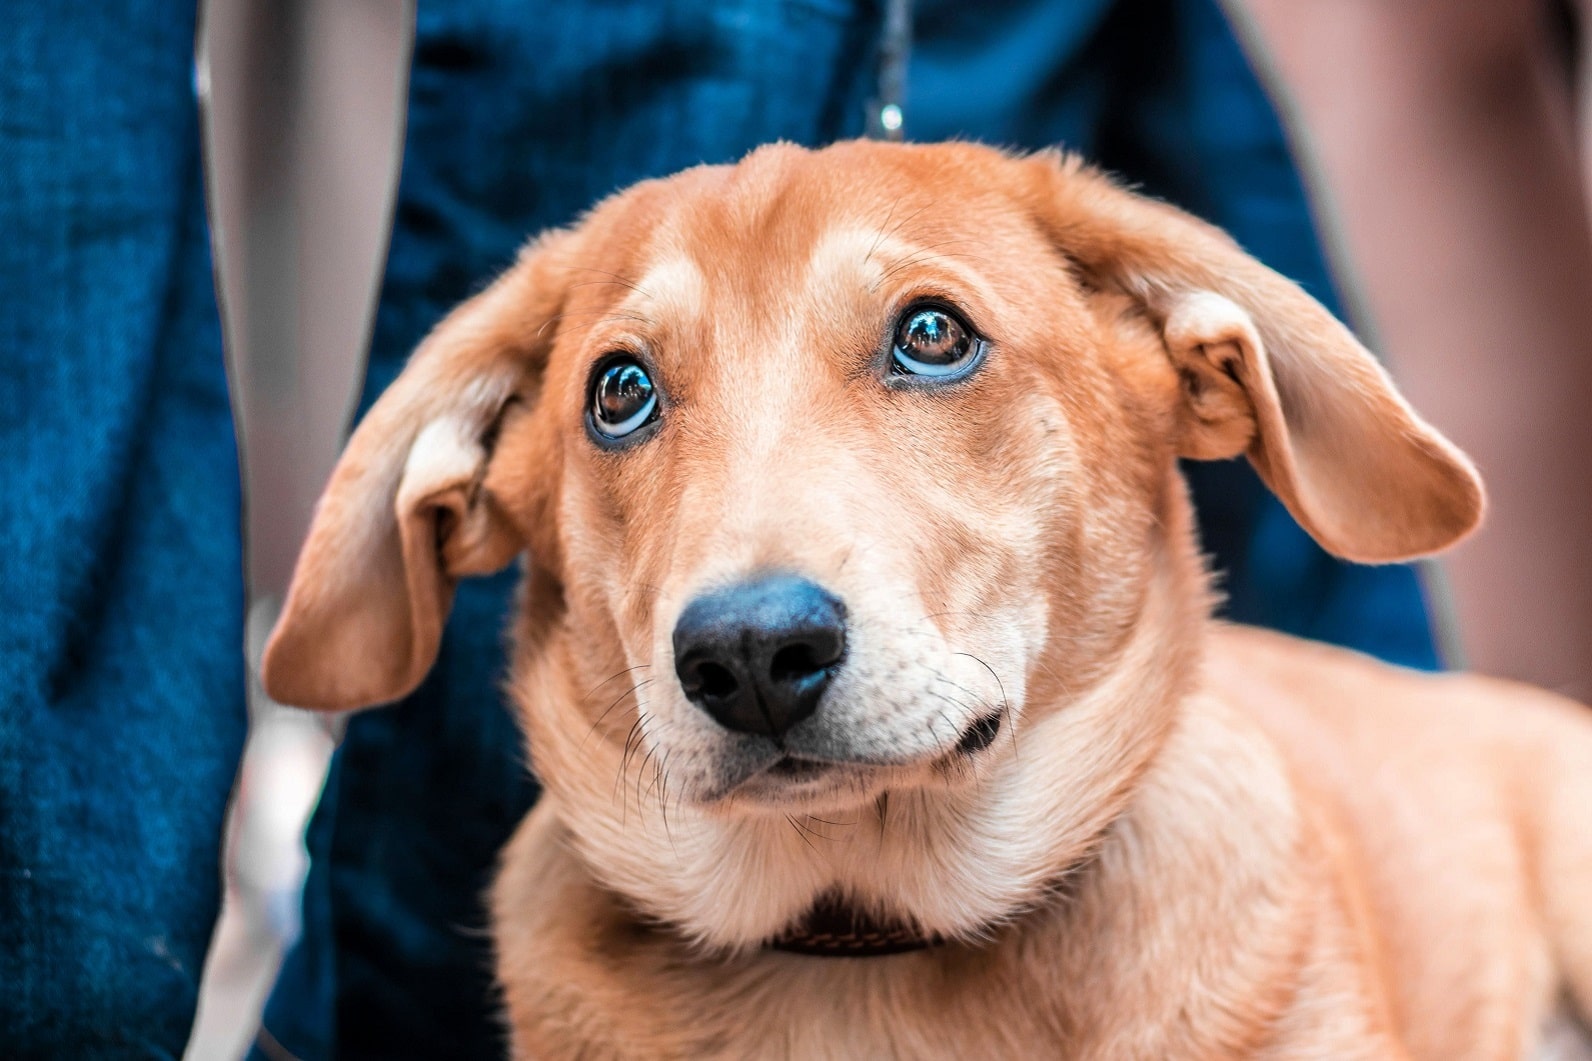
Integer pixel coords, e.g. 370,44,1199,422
262,141,1592,1058
495,627,1592,1059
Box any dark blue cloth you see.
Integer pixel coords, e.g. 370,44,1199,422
261,1,1441,1058
0,1,247,1057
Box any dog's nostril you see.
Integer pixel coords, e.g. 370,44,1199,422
770,642,828,683
691,660,740,700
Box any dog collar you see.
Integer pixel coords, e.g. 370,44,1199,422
767,894,944,958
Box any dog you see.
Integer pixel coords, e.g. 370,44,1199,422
261,141,1592,1059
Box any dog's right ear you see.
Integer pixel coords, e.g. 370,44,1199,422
1025,152,1484,564
260,231,573,711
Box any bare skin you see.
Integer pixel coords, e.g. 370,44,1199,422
1229,0,1592,702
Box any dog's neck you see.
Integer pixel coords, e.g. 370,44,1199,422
535,517,1208,954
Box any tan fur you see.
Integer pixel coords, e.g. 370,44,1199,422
261,142,1592,1059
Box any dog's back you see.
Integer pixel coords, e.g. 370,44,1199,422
1210,625,1592,1059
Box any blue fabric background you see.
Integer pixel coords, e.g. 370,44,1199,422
0,1,247,1056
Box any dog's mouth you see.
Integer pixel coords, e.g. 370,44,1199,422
724,755,856,805
766,756,833,781
765,712,1001,776
954,712,1003,755
730,711,1007,801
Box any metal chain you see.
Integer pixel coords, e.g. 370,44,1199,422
866,0,912,140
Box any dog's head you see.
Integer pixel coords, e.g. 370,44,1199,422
262,142,1482,944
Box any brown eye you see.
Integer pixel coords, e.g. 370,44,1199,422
892,305,979,377
589,357,658,440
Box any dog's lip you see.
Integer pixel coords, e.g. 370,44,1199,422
716,753,860,799
760,712,1006,776
766,756,832,780
954,711,1004,756
714,713,1008,801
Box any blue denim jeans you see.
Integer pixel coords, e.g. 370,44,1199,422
0,1,247,1056
0,0,1437,1057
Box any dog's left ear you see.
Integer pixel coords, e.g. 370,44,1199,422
260,231,572,711
1027,152,1484,563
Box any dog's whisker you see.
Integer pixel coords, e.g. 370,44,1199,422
929,681,974,713
581,665,651,705
563,279,655,299
792,814,849,844
862,194,905,270
535,308,655,340
640,729,670,801
877,200,932,249
875,236,980,270
953,651,1010,719
784,814,823,863
633,717,672,827
583,678,654,748
559,314,659,340
624,709,660,831
630,720,662,828
613,714,650,821
790,815,827,841
564,264,655,300
653,753,677,857
671,782,687,852
932,672,990,709
870,243,989,289
640,737,676,838
928,691,984,736
581,701,639,752
999,698,1022,764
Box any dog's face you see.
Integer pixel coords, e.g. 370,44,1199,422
501,146,1177,815
262,141,1482,944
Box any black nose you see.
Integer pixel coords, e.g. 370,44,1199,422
672,575,846,738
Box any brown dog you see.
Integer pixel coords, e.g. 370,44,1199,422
261,141,1592,1059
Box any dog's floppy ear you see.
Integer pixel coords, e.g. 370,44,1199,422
1028,152,1484,563
260,232,572,711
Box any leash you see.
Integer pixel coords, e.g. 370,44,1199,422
867,0,913,141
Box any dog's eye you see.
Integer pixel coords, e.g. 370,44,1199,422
891,305,980,378
589,357,659,440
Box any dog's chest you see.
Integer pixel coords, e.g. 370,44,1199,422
573,940,1076,1059
496,841,1082,1058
